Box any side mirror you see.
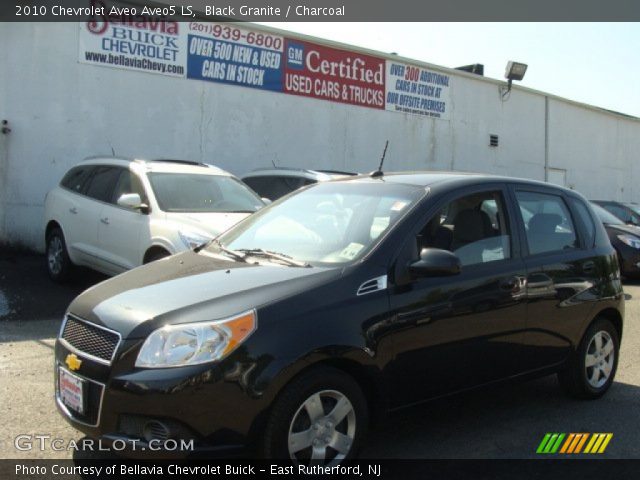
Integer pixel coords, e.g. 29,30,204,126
117,193,149,214
261,197,272,205
409,248,461,277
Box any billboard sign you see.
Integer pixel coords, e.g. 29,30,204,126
283,39,385,109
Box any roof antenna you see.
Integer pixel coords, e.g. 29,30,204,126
107,139,115,157
271,158,277,168
370,140,388,178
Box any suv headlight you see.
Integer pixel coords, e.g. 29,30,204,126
135,310,257,368
179,230,210,249
617,234,640,249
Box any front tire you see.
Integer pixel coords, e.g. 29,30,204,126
559,318,619,399
46,227,74,283
262,367,368,465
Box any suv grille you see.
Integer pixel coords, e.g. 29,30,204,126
61,315,120,363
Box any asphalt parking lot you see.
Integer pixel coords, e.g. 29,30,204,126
1,249,639,460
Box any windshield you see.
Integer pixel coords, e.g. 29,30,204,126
624,203,640,216
592,203,624,225
210,182,425,265
148,173,264,213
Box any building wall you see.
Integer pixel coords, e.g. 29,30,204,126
1,22,639,251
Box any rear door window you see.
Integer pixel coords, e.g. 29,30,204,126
515,191,578,255
83,166,122,203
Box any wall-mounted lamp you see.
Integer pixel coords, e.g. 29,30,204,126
1,120,10,135
501,61,528,99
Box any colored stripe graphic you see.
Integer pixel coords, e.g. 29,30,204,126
537,433,565,454
584,433,613,454
538,433,613,454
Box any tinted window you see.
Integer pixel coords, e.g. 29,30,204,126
603,204,630,222
84,166,122,203
516,191,578,255
592,203,624,225
569,198,596,248
417,191,511,267
60,166,93,193
111,170,147,205
243,176,306,200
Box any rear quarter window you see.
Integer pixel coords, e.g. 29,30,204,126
60,166,93,193
569,198,596,248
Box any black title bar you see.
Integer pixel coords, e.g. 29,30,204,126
3,0,640,22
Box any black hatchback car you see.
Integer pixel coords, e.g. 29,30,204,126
55,172,624,464
591,202,640,278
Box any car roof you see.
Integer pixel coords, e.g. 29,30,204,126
79,156,232,176
335,171,579,194
242,167,358,181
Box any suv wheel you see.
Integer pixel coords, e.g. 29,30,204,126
262,367,368,465
46,227,74,282
559,317,619,399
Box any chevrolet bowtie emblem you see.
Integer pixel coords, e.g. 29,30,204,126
65,353,82,371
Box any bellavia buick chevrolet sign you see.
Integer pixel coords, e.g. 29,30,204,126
78,0,451,118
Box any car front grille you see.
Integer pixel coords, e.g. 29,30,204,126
60,315,121,364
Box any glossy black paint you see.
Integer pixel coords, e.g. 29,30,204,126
599,222,640,278
54,173,624,456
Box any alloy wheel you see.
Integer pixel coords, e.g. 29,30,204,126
287,390,356,466
585,330,615,388
48,236,64,275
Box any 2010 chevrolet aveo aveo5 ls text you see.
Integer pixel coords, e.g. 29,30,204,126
55,172,624,464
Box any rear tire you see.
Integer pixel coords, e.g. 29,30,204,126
46,227,74,283
558,317,619,399
262,367,368,465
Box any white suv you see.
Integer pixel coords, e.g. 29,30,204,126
44,157,264,282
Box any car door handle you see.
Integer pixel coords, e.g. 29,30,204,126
500,277,519,291
69,207,78,214
100,217,110,225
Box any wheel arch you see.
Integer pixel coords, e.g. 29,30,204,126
142,245,172,264
246,354,387,451
591,307,623,340
45,220,63,242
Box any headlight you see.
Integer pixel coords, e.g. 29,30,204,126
179,230,210,249
617,234,640,249
135,310,257,368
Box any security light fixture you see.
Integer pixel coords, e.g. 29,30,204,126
505,61,528,82
501,61,528,99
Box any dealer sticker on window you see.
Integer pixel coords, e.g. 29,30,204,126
59,367,85,415
339,242,364,260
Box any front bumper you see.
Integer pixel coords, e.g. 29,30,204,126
54,338,269,458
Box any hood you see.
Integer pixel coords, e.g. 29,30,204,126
165,211,252,237
68,251,341,339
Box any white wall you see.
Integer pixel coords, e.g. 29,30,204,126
1,23,639,251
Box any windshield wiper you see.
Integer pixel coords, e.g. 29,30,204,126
209,239,249,263
237,249,311,268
